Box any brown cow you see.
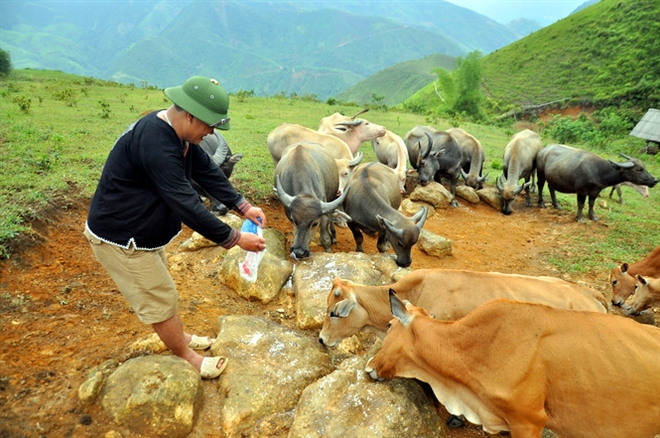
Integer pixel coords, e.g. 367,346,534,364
365,292,660,438
628,275,660,315
319,268,607,347
610,245,660,306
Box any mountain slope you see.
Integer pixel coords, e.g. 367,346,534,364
335,53,456,106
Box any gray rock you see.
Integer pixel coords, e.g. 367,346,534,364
293,252,383,330
477,187,504,211
418,229,452,258
456,185,480,204
408,182,453,209
100,356,203,438
211,315,334,438
289,356,446,438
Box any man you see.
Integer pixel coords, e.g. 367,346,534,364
84,76,267,379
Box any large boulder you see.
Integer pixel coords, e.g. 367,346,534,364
408,182,453,209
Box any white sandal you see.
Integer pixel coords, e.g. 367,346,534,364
200,356,228,379
188,335,214,350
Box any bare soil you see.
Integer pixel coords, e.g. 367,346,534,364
0,190,645,438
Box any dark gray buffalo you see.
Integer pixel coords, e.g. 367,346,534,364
404,126,463,207
192,130,243,215
275,141,350,260
496,129,542,215
536,144,658,221
343,162,428,267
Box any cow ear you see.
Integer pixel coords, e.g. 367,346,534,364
621,263,629,273
389,289,413,326
332,296,356,318
636,274,648,286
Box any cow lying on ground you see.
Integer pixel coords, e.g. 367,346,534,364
496,129,542,215
365,292,660,438
342,162,427,268
627,275,660,315
319,268,607,347
192,130,243,215
536,144,658,221
610,245,660,306
318,109,386,155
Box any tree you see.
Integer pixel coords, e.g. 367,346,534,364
0,48,12,76
431,50,485,120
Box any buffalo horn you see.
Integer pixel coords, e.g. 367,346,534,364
350,108,369,119
422,132,434,159
460,168,469,181
618,152,634,161
513,182,527,197
412,206,428,230
496,173,505,192
275,175,295,208
349,151,364,166
321,186,350,215
478,172,489,183
609,159,634,169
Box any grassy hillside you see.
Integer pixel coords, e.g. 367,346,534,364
401,0,659,115
1,69,658,274
335,53,456,106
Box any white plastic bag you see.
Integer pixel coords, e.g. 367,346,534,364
238,219,265,282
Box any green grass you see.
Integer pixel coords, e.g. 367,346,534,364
1,69,659,275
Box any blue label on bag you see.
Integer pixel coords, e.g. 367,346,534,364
241,219,259,234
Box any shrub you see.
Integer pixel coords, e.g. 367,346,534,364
12,95,31,113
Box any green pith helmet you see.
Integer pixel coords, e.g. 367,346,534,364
164,76,230,130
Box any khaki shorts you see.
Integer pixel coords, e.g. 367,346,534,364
83,227,178,324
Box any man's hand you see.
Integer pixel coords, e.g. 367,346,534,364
238,232,266,252
244,206,266,228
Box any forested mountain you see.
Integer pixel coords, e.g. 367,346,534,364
0,0,521,99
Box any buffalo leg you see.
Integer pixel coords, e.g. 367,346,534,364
376,232,390,253
549,187,561,210
587,195,599,221
524,177,533,207
449,177,459,208
537,172,546,208
319,216,333,252
575,194,587,222
348,223,365,253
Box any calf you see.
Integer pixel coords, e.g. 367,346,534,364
628,275,660,315
317,109,386,155
610,245,660,306
275,141,349,260
404,126,463,207
536,144,658,221
371,130,408,193
366,292,660,438
496,129,542,215
447,127,488,189
608,181,649,204
343,162,427,268
192,130,243,214
319,268,607,347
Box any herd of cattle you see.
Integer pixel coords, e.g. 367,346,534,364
198,111,660,437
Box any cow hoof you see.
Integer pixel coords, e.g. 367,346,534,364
446,415,464,428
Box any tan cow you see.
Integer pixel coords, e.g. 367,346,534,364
319,268,608,347
317,110,386,155
266,123,363,195
447,127,488,190
365,294,660,438
371,130,408,193
610,245,660,306
628,275,660,315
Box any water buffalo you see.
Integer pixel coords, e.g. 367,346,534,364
371,129,408,193
404,126,463,207
274,141,349,260
496,129,542,215
536,144,658,221
447,127,488,189
342,162,428,268
266,123,363,196
192,130,243,215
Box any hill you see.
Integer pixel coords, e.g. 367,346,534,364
0,1,521,99
401,0,659,115
334,53,456,106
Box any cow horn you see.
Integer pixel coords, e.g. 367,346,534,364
513,182,526,197
321,186,350,215
460,168,469,181
350,108,369,119
275,175,295,209
609,159,634,169
336,120,363,128
478,172,489,183
422,132,433,159
349,151,364,166
496,173,505,192
618,152,634,161
412,206,428,230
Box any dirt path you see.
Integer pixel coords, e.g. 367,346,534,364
0,193,624,437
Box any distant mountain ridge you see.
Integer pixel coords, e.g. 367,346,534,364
0,0,522,99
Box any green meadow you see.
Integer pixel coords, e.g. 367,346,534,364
1,69,658,273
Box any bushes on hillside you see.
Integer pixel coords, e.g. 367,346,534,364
544,108,634,147
0,49,12,76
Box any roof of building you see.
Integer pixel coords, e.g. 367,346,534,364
630,108,660,143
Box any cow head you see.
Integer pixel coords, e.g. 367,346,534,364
496,174,529,215
275,175,349,260
461,168,489,190
417,133,443,185
376,207,428,267
337,152,363,196
318,278,372,347
609,153,658,188
627,275,660,316
365,290,431,380
610,263,637,306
